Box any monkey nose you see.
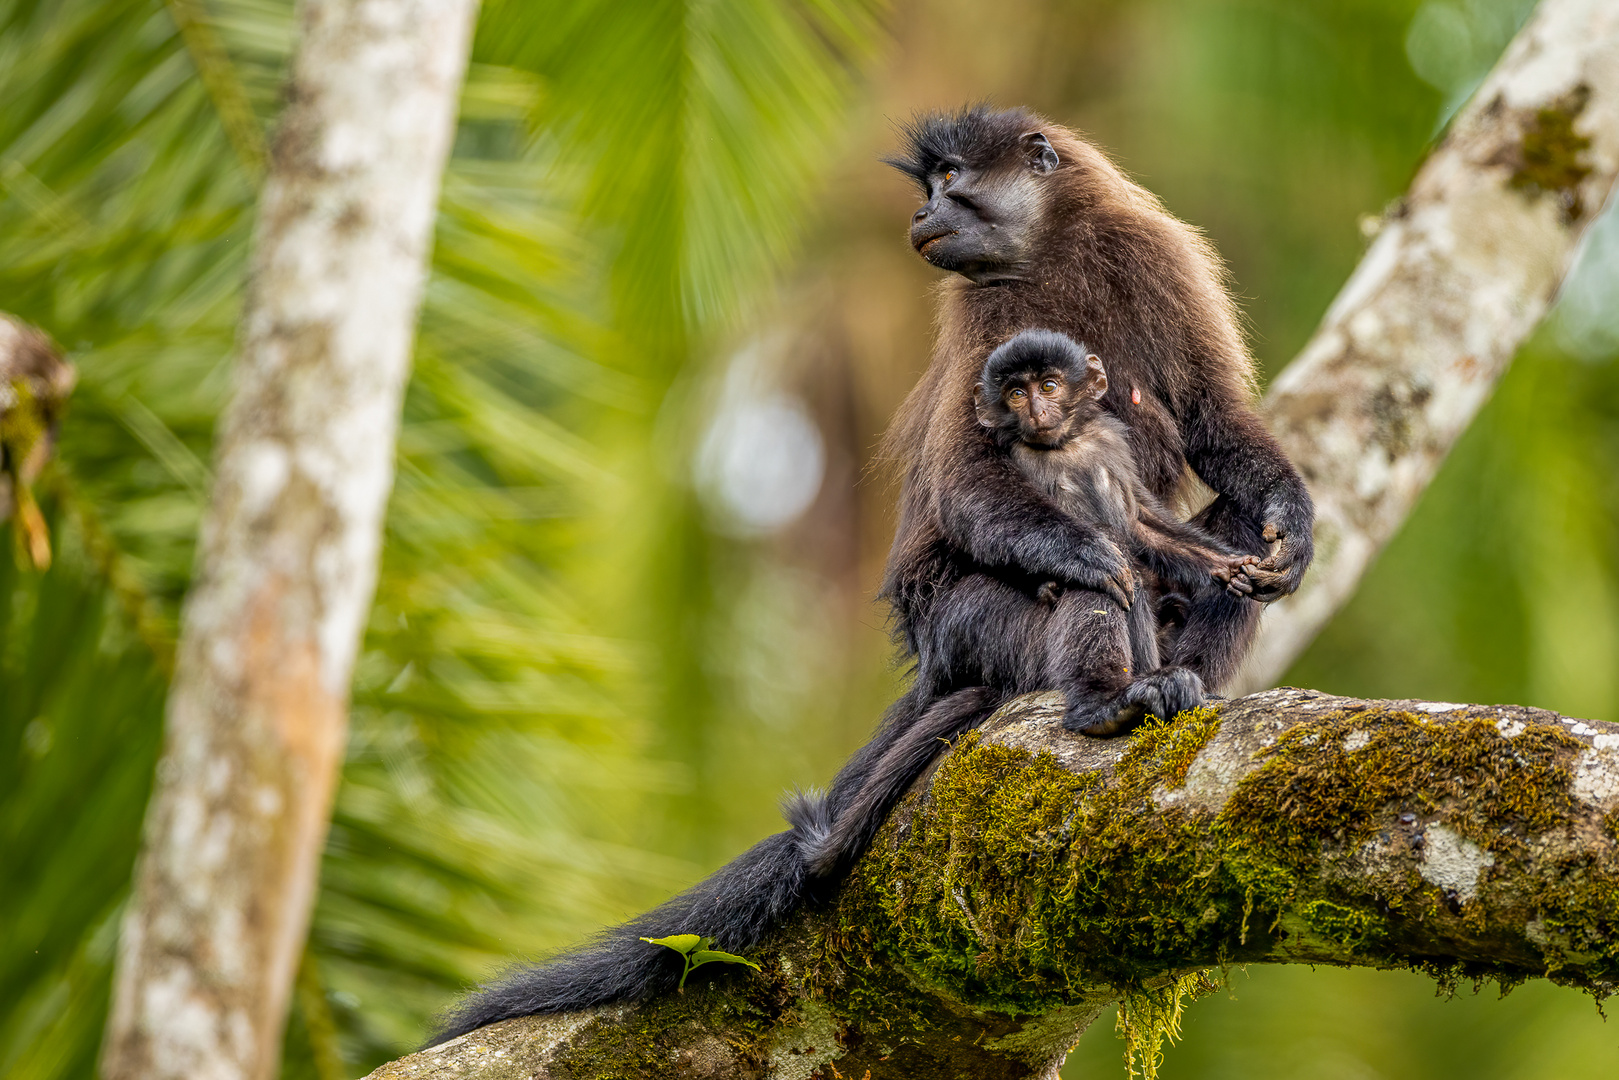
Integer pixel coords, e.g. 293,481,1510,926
913,207,929,223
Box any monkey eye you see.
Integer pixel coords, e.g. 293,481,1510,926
1007,388,1025,400
943,168,959,184
1040,380,1059,394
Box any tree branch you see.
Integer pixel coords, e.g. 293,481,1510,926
1237,0,1619,692
363,690,1619,1080
0,312,74,569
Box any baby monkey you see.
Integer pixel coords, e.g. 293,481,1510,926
975,329,1259,686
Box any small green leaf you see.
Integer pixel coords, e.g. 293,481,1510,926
688,950,760,972
640,934,703,955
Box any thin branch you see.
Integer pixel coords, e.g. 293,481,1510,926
1,313,75,569
1237,0,1619,692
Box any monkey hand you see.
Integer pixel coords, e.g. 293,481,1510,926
1242,518,1314,603
1211,555,1261,599
1060,535,1134,609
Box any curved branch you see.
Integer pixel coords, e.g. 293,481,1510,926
364,690,1619,1080
1238,0,1619,691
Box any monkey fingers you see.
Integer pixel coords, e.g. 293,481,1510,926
1251,520,1314,601
1242,542,1307,601
1064,536,1134,609
1071,568,1133,610
1235,563,1290,602
1213,555,1261,599
1222,575,1256,599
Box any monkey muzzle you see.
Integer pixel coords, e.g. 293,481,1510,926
911,223,957,258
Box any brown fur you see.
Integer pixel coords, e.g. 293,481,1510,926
880,108,1311,690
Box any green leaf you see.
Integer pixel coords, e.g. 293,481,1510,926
640,933,703,955
687,950,759,972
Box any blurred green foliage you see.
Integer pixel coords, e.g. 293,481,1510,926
0,0,880,1073
2,0,1617,1078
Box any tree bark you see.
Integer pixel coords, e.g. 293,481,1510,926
1236,0,1619,693
358,689,1619,1080
101,4,478,1080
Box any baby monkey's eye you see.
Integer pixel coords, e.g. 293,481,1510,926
1040,380,1059,394
1007,388,1025,400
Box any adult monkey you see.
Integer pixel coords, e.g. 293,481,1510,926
430,105,1312,1041
882,104,1313,731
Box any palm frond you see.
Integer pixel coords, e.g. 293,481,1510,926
2,0,887,1076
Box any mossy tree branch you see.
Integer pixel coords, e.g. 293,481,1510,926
364,690,1619,1080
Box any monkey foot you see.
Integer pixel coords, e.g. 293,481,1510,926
1063,667,1205,737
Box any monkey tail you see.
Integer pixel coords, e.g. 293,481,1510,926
808,686,1008,877
428,790,833,1045
429,686,1006,1045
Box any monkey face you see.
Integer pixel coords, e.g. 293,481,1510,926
906,132,1059,285
1001,372,1078,447
976,330,1109,449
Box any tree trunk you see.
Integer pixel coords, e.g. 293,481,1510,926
1236,0,1619,692
101,4,478,1080
359,689,1619,1080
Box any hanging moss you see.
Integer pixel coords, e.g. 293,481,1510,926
1115,971,1218,1080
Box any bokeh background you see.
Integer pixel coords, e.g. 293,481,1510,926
4,0,1619,1076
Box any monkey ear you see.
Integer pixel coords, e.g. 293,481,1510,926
1023,132,1060,174
1084,354,1108,399
972,384,998,428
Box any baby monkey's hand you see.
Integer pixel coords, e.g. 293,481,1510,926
1211,555,1262,600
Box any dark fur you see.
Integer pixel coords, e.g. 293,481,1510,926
974,330,1261,732
433,104,1313,1041
430,684,1004,1043
882,105,1314,702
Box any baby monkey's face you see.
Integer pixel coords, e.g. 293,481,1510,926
975,336,1109,449
1000,369,1075,448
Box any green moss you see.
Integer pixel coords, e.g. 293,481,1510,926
1295,899,1386,952
1222,709,1580,859
1115,971,1217,1080
542,951,803,1079
835,707,1230,1013
539,701,1619,1075
830,699,1619,1025
1506,86,1593,222
1217,707,1603,980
